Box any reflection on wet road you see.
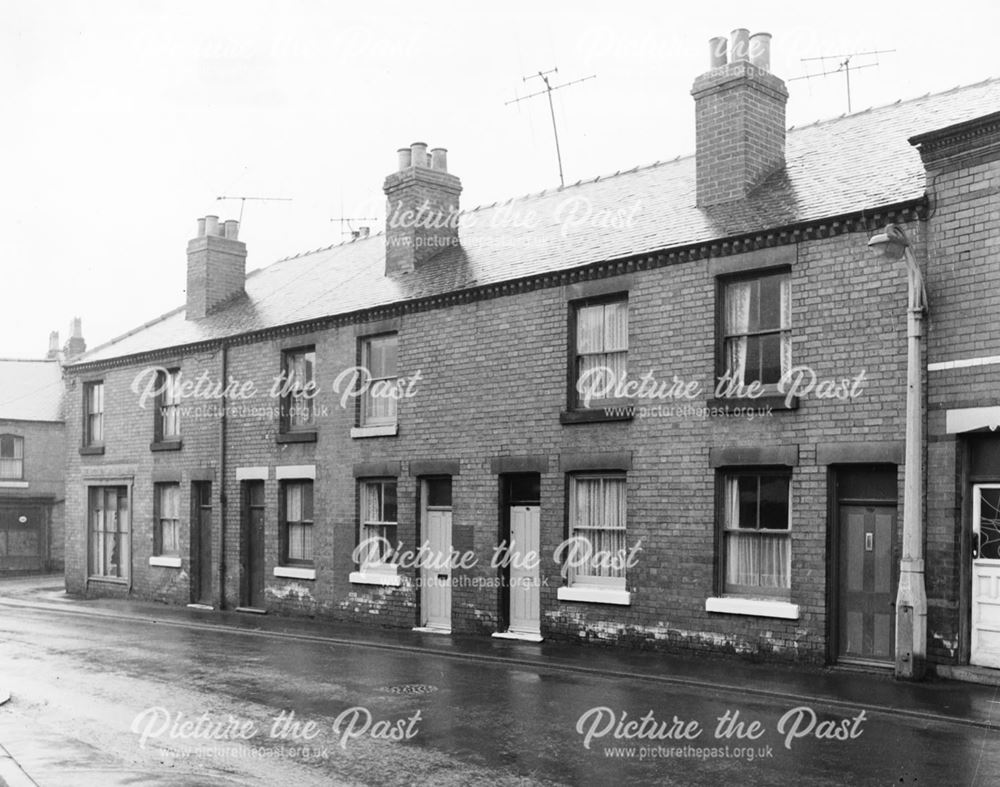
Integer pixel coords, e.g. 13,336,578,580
1,602,998,786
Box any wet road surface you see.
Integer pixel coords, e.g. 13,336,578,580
0,582,999,785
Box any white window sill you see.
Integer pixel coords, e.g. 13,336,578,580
0,481,28,488
273,566,316,580
149,556,182,568
350,424,398,439
705,596,800,620
557,586,631,606
349,571,402,587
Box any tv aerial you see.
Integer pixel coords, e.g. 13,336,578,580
506,68,597,188
789,50,895,113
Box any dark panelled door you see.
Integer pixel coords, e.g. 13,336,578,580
839,505,896,662
0,504,44,572
243,481,266,609
191,482,213,605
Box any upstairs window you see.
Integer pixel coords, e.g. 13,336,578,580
155,369,181,440
720,271,791,387
0,435,23,479
282,348,316,431
84,381,104,446
572,297,628,408
361,334,398,427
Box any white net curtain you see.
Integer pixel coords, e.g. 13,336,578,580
724,275,791,385
285,481,314,562
723,476,790,595
571,476,626,586
364,336,398,425
576,301,628,405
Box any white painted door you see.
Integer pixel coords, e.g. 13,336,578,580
508,506,541,636
972,484,1000,668
422,508,452,630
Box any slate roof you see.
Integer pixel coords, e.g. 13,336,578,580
0,359,64,422
76,78,1000,366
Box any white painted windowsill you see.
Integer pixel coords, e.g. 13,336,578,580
273,566,316,581
350,424,398,438
557,586,631,606
0,481,28,488
705,597,800,620
349,571,402,587
149,556,182,568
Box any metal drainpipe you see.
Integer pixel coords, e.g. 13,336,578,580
218,343,228,610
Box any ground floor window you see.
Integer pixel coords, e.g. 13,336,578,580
0,434,24,479
154,483,181,556
567,474,627,589
280,480,313,566
721,471,791,598
359,479,398,572
89,486,129,580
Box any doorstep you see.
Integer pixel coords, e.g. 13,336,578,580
234,606,267,615
412,626,451,635
933,664,1000,686
492,631,544,643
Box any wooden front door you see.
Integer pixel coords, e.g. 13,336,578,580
191,482,213,606
838,504,896,663
420,478,452,631
243,481,265,609
0,504,45,572
507,505,541,637
972,484,1000,668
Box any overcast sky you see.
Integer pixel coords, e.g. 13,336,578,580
2,1,996,359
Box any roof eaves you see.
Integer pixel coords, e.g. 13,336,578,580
65,196,928,374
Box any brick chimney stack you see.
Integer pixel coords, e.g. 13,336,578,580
46,331,60,360
691,29,788,206
383,142,462,276
186,215,247,320
63,317,86,359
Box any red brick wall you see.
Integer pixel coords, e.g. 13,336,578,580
0,417,65,570
64,223,920,663
186,235,247,319
692,63,788,206
383,167,461,274
923,138,1000,664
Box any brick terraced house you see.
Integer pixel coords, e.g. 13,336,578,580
63,30,1000,677
0,323,84,573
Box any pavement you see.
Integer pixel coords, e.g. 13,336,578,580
1,573,999,785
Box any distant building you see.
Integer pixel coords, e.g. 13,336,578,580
60,30,1000,677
